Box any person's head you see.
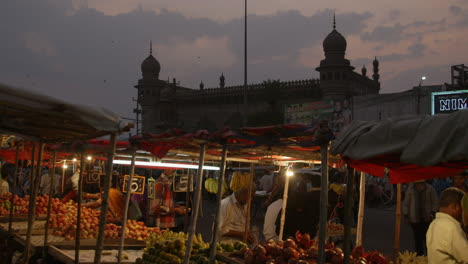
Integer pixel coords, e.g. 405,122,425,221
234,186,255,206
163,169,175,176
452,172,467,189
414,181,426,192
438,187,465,221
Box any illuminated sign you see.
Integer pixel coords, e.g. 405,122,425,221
431,90,468,115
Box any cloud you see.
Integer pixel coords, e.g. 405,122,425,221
449,5,463,15
361,24,405,42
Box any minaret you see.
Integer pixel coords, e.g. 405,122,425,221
361,65,367,77
199,81,204,90
134,41,166,133
220,73,225,88
316,14,354,99
373,57,380,82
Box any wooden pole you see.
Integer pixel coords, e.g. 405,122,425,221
117,149,137,263
184,168,193,233
43,151,57,257
75,152,85,264
343,168,355,264
356,171,366,246
243,163,255,242
94,133,117,264
209,144,228,264
318,143,329,264
183,144,206,264
7,144,20,235
278,168,291,241
61,159,67,193
24,142,44,263
393,183,402,264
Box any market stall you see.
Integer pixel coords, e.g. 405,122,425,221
0,82,128,264
330,110,468,263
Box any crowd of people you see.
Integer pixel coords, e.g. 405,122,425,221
0,160,467,262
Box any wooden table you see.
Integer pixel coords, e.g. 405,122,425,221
48,239,146,264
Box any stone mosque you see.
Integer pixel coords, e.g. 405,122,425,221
134,16,381,134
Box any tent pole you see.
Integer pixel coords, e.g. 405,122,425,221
7,144,20,235
184,168,193,233
356,171,366,246
24,141,44,263
318,143,329,264
343,168,355,264
278,167,291,241
94,133,117,264
209,143,228,264
393,183,402,264
43,150,57,257
61,159,67,194
117,148,137,263
75,152,85,264
243,163,255,242
183,144,206,264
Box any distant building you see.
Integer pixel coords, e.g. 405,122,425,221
353,64,468,121
135,16,381,133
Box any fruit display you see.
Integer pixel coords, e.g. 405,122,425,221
0,193,29,215
125,220,162,241
227,231,390,264
204,178,229,195
140,231,230,264
230,172,252,192
398,251,427,264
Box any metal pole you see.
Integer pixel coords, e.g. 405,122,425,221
356,171,366,246
184,168,193,233
278,170,290,241
243,0,248,126
117,149,137,263
43,151,57,257
209,144,228,264
183,144,206,264
343,168,354,264
75,152,85,264
393,183,402,264
8,144,20,235
318,143,329,264
61,159,67,193
24,142,44,263
94,133,117,264
243,163,254,242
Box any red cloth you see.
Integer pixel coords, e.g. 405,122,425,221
346,157,467,183
61,190,77,203
153,175,175,228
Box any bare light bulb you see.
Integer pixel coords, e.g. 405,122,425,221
87,156,92,161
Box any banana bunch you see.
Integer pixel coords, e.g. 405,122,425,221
229,172,252,192
398,251,428,264
204,178,229,195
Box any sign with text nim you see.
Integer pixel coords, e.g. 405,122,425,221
431,90,468,115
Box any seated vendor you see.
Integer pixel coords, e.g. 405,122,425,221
219,186,256,243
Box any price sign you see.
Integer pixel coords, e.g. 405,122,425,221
86,170,102,184
147,178,155,198
122,175,145,194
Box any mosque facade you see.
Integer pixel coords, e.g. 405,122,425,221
134,17,381,134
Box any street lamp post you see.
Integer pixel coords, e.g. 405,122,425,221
417,76,426,115
243,0,248,126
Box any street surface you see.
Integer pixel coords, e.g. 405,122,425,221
195,199,415,256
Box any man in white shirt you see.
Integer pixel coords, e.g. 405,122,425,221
426,187,468,264
0,170,9,195
263,198,283,241
258,170,273,193
218,187,254,242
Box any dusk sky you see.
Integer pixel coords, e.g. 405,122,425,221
2,0,468,120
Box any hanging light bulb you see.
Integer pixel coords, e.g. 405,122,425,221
87,156,92,161
63,164,68,169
